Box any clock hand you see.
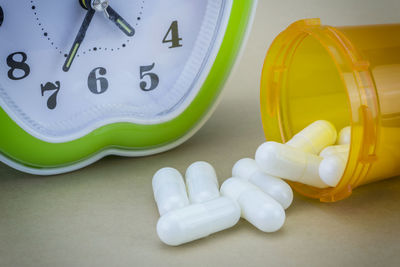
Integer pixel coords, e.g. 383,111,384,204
105,5,135,37
91,0,135,37
63,7,95,72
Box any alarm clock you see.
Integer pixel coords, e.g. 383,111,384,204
0,0,257,175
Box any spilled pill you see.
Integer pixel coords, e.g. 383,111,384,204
255,142,329,188
286,120,337,154
152,120,350,246
232,158,293,209
337,126,351,145
157,197,240,246
319,145,349,187
185,161,220,204
152,168,189,216
221,177,285,233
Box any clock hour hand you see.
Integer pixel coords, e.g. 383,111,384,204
105,5,135,37
63,7,95,72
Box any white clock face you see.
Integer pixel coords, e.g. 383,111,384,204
0,0,232,142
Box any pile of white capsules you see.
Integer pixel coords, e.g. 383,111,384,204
152,120,351,246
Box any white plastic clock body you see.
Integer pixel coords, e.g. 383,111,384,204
0,0,257,175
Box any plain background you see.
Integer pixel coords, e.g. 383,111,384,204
1,1,400,266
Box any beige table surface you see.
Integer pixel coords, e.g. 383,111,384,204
1,1,400,266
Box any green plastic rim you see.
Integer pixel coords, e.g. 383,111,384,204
0,0,257,172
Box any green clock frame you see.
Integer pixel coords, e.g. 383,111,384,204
0,0,258,175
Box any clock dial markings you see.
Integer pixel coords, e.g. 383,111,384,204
63,1,136,72
88,67,109,94
163,21,183,49
6,52,31,81
30,1,144,60
41,81,61,110
0,0,231,141
140,63,159,92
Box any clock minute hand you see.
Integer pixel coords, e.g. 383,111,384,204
105,5,135,37
63,7,96,72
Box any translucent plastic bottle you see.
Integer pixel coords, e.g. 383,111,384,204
260,19,400,202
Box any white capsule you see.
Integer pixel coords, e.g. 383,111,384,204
319,148,349,187
255,142,328,188
337,126,351,145
232,158,293,209
320,145,350,158
185,161,220,204
157,197,240,246
152,168,189,216
220,178,285,233
286,120,337,154
232,158,260,181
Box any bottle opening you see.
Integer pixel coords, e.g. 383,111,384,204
281,34,351,139
261,19,378,202
262,19,400,202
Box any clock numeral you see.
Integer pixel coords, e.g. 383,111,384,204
140,63,159,91
88,67,109,94
7,52,30,80
163,21,183,48
41,81,61,110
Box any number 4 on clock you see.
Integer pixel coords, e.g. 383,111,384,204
163,21,183,48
